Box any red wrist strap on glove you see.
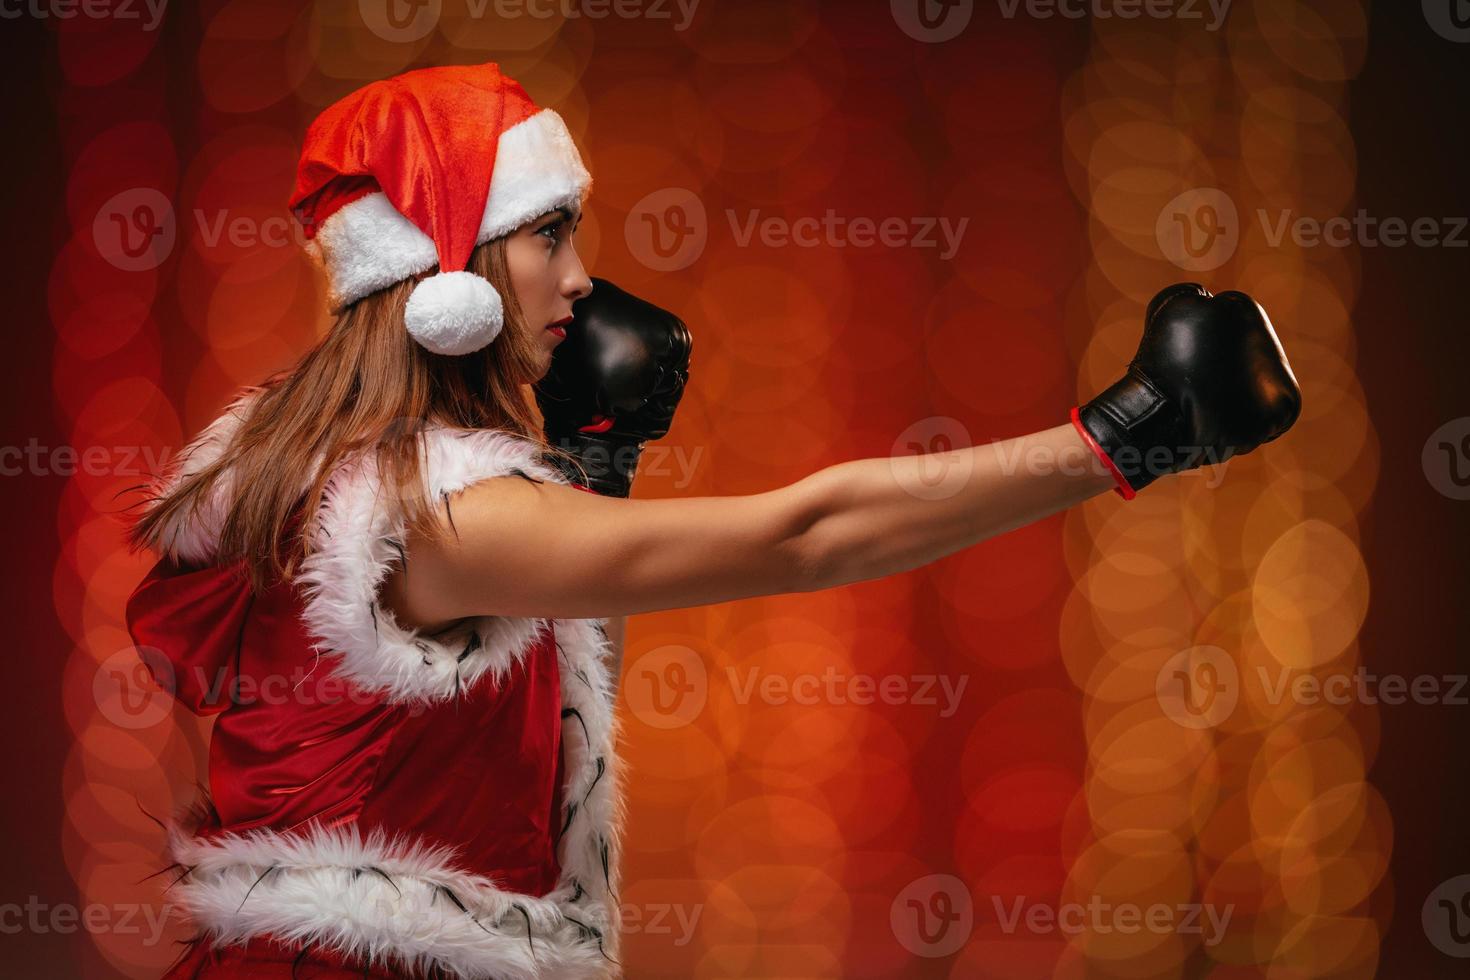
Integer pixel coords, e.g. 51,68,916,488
1069,406,1136,501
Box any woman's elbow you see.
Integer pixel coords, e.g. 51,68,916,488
784,534,832,594
770,472,839,594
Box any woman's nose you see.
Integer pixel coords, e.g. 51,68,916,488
565,265,593,303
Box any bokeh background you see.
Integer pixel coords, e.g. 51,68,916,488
6,0,1470,976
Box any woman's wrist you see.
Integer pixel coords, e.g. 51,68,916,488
545,430,644,497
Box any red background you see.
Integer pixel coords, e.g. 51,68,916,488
5,1,1468,977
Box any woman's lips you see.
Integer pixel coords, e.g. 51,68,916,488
547,316,572,339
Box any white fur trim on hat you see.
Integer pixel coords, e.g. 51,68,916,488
405,270,505,355
307,108,592,316
478,106,592,243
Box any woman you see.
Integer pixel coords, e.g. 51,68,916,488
125,62,1301,980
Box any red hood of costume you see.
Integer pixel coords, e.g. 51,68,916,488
123,387,290,715
125,555,256,716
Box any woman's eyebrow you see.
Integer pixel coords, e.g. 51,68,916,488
536,207,582,231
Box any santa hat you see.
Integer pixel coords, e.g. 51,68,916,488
289,63,592,356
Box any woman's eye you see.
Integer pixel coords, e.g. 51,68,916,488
539,222,561,244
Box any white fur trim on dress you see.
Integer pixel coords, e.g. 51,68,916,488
143,386,265,567
307,108,592,312
168,811,619,979
294,425,573,704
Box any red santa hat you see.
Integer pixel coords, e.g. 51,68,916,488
289,63,592,356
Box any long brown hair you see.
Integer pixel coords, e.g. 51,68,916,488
127,235,573,592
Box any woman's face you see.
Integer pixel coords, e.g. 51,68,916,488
505,206,593,380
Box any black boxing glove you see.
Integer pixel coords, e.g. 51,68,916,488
1071,283,1302,499
535,278,692,497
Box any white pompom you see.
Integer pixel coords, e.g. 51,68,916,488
404,271,504,355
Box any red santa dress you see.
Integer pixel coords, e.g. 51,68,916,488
125,389,626,979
